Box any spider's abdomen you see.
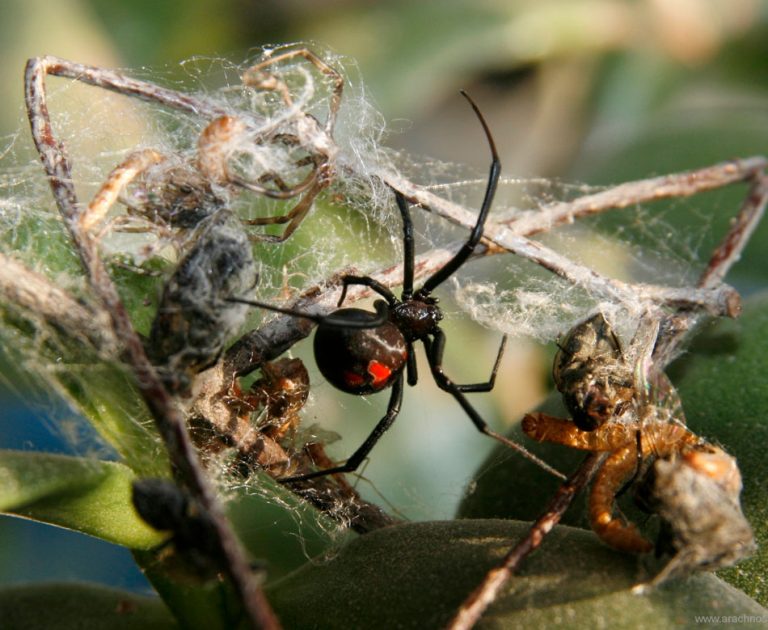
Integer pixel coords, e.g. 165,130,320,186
314,308,407,395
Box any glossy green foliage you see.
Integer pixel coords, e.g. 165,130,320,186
0,451,166,549
0,583,177,629
268,520,766,629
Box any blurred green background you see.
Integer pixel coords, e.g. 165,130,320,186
1,0,767,592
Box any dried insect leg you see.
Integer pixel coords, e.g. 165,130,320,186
589,444,654,554
236,49,344,241
522,411,654,552
522,411,638,451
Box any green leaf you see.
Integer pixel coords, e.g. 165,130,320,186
0,450,166,549
668,291,768,604
267,520,766,629
131,471,349,629
458,291,768,602
54,363,170,476
0,582,176,629
0,283,168,476
132,552,244,630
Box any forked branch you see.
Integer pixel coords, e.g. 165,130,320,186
25,56,280,630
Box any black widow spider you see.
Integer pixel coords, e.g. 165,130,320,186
233,92,564,482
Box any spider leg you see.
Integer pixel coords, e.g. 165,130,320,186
242,48,343,136
198,115,322,206
80,149,166,233
245,179,324,243
226,296,390,329
426,328,506,392
416,91,500,298
405,341,418,386
235,56,339,238
337,276,399,307
422,336,564,479
243,151,323,198
232,164,319,199
394,191,415,299
280,373,404,483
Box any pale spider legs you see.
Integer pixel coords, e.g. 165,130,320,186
236,49,344,242
80,148,164,234
27,49,342,242
79,116,242,236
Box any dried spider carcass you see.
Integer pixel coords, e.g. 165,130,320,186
522,344,754,584
191,357,311,477
36,48,343,248
523,311,754,587
190,357,396,533
80,116,242,239
522,410,754,585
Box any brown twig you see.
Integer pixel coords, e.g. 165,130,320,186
654,171,768,366
0,252,118,353
25,56,280,630
384,157,767,238
446,453,606,630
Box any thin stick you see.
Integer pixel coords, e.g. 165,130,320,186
505,157,767,236
653,172,768,366
25,56,280,630
383,157,767,239
0,252,118,353
698,173,768,290
446,453,605,630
